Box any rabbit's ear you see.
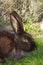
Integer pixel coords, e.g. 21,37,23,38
10,11,24,35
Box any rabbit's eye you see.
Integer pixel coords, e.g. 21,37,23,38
23,38,28,43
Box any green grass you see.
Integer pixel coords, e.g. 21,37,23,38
0,38,43,65
23,21,40,34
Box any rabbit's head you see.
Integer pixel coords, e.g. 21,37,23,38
19,32,37,51
10,11,37,52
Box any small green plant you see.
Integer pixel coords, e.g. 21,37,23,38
23,20,40,34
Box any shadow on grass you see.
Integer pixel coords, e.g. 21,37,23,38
0,38,43,65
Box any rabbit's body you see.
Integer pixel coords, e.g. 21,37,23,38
0,11,37,62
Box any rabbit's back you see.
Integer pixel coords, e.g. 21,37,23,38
0,31,15,57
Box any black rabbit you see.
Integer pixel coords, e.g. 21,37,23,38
0,11,37,63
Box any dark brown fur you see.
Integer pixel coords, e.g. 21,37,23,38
0,11,37,62
0,31,16,62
